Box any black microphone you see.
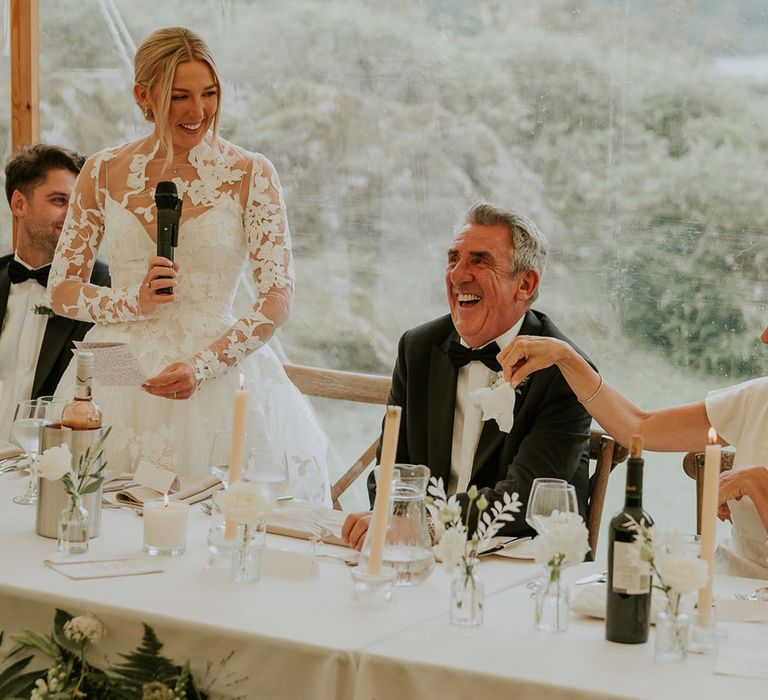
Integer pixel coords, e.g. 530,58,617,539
154,181,182,295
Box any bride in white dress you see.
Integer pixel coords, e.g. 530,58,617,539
48,27,330,503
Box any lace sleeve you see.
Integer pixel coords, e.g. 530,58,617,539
187,154,294,386
48,153,144,323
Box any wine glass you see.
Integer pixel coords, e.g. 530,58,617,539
208,429,233,486
37,395,67,426
245,445,289,503
525,478,578,534
11,398,52,505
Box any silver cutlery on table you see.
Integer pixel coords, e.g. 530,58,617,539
479,536,532,556
735,586,768,601
575,570,608,586
304,517,336,543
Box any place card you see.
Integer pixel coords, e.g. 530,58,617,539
44,558,163,580
715,598,768,623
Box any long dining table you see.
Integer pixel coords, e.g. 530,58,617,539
0,470,766,699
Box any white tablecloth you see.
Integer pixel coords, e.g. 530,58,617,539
355,565,768,700
0,471,536,698
1,472,766,698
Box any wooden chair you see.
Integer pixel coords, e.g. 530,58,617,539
587,430,629,558
284,364,628,548
682,450,735,535
283,363,391,509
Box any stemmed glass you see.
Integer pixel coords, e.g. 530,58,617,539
525,478,578,534
11,398,52,505
208,429,233,486
245,445,289,503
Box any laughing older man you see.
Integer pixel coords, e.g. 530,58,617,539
342,202,593,548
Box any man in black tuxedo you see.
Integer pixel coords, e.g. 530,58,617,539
0,144,110,439
342,202,592,548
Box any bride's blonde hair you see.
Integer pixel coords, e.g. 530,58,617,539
134,27,221,168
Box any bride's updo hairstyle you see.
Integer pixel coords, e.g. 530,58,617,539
134,27,222,163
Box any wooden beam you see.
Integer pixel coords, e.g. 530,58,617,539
10,0,40,249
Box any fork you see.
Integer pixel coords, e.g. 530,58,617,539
304,518,359,566
304,517,336,543
735,586,768,602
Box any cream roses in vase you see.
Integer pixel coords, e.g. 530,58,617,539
215,480,273,583
627,516,708,662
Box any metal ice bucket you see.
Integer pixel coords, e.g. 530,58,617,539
35,425,105,539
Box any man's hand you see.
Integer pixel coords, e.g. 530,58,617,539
142,360,197,400
342,511,372,551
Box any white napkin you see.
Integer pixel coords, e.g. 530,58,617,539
715,645,768,679
0,440,24,461
570,582,667,623
471,380,516,433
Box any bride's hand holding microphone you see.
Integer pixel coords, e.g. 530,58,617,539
141,180,196,400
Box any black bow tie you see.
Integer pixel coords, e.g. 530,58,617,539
8,259,50,287
447,340,502,372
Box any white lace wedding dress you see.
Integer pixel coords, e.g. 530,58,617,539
48,135,330,504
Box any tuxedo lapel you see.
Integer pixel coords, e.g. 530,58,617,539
427,332,459,481
32,315,73,398
0,262,10,332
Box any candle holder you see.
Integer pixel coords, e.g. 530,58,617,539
143,499,189,556
350,566,396,607
688,608,727,653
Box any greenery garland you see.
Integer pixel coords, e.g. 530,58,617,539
0,609,213,699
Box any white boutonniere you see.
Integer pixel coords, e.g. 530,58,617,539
471,372,529,433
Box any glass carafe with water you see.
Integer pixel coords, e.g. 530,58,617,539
362,464,435,585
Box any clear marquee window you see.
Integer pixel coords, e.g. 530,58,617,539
2,0,766,526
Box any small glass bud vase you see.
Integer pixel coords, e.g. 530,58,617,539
450,559,484,626
231,521,266,584
58,495,89,555
534,565,569,632
654,610,690,663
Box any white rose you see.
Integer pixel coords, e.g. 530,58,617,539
63,613,105,645
215,480,272,524
534,511,590,567
434,527,466,572
657,552,708,595
36,444,73,481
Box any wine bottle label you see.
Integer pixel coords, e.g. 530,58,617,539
611,541,651,594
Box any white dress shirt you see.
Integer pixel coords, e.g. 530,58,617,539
448,318,524,494
0,254,48,441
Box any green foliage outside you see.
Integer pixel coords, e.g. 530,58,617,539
0,0,766,379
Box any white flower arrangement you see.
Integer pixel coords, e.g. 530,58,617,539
533,510,590,572
37,427,112,500
626,515,708,616
36,444,74,482
215,480,273,524
428,478,521,574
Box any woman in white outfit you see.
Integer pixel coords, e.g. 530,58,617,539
48,27,330,504
498,325,768,579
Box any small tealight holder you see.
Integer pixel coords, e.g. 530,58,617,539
688,609,727,653
350,566,397,607
143,498,189,556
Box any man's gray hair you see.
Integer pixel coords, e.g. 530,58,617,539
464,201,549,279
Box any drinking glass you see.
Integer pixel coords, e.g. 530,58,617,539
12,398,52,505
37,395,67,427
208,429,233,486
525,478,578,534
245,445,289,503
